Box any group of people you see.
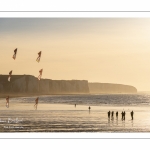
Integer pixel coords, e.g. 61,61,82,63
5,97,135,117
108,111,116,119
5,95,136,116
121,111,126,120
108,110,134,120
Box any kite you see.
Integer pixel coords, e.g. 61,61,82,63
8,70,12,81
6,96,9,108
34,97,39,110
36,51,42,63
38,69,43,80
12,48,17,60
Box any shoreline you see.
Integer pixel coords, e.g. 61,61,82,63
0,92,139,99
0,93,91,98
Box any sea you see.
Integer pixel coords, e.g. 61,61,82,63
0,93,150,132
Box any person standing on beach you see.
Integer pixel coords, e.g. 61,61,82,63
124,111,126,120
121,111,123,120
131,110,134,120
108,111,110,118
34,97,39,110
6,96,9,108
111,111,114,118
132,111,134,120
89,106,91,111
116,111,118,119
75,104,76,107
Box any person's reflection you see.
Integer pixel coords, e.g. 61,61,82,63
111,116,114,125
108,117,110,126
131,120,134,127
122,119,125,127
116,118,118,126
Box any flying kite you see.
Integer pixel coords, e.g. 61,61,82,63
6,96,9,108
34,97,39,110
36,51,42,63
12,48,17,60
38,69,43,80
8,70,12,81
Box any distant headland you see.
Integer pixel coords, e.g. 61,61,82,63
89,82,137,94
0,75,137,97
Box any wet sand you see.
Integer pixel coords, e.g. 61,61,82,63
0,99,150,132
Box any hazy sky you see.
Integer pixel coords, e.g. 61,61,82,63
1,18,150,91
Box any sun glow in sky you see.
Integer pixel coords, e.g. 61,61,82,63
1,18,150,91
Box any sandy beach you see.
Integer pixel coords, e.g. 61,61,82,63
0,95,150,132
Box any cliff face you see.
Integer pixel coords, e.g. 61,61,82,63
0,75,89,94
49,80,89,94
0,75,137,95
89,83,137,94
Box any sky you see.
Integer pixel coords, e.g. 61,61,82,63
1,18,150,91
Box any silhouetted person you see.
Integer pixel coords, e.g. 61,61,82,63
108,111,110,118
75,104,76,107
123,111,126,120
121,111,123,120
131,110,134,120
88,106,91,111
111,111,114,118
34,97,39,110
116,111,118,118
6,96,9,108
132,110,134,120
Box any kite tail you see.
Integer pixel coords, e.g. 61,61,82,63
38,75,41,80
12,54,16,60
8,76,11,82
36,57,40,63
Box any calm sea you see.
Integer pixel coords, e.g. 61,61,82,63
16,93,150,106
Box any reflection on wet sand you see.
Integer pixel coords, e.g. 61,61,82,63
0,99,149,132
